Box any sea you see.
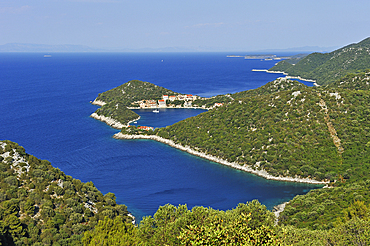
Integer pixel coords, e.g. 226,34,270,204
0,52,320,221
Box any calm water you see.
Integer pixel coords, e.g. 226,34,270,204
0,52,318,220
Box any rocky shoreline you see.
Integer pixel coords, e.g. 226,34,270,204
273,202,288,224
113,133,329,185
90,113,140,129
252,69,318,85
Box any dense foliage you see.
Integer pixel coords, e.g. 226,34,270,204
150,79,370,184
192,95,233,108
95,80,178,106
269,37,370,85
280,180,370,229
91,80,179,126
0,140,132,246
328,69,370,90
81,200,370,245
94,101,140,126
232,77,307,99
83,200,282,245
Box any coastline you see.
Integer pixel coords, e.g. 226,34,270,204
90,113,140,129
273,202,288,224
113,133,329,185
252,69,319,85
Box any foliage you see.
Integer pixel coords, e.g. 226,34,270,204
81,200,278,245
150,80,370,184
232,77,307,99
269,37,370,85
192,94,233,108
92,80,178,126
328,69,370,90
277,217,370,245
0,140,132,246
95,80,178,106
94,101,139,127
82,216,140,246
279,180,370,229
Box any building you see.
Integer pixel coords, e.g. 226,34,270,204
169,95,176,101
138,126,154,131
158,99,166,108
162,95,169,100
147,100,157,108
184,101,192,107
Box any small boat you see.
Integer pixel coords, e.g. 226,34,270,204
134,121,137,124
153,109,159,113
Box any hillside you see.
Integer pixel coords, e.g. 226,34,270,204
269,37,370,85
0,140,132,246
2,140,370,245
91,80,234,127
113,77,370,237
327,70,370,90
145,79,369,183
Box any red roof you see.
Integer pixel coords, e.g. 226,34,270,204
138,126,154,131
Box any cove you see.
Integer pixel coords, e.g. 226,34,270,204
0,52,321,221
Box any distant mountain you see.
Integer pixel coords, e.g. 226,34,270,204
259,45,338,53
0,43,104,52
269,37,370,85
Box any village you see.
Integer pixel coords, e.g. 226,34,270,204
129,94,225,131
129,94,224,109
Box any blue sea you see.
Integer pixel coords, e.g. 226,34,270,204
0,52,319,220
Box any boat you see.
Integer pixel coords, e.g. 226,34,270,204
153,109,159,113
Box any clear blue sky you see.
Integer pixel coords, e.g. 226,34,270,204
1,0,369,51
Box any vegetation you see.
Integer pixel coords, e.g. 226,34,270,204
81,200,370,245
279,180,370,230
95,80,178,106
91,80,179,126
192,95,233,108
149,78,370,183
0,140,132,246
327,69,370,90
269,37,370,85
94,101,140,126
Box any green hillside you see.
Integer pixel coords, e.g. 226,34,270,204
0,140,132,246
269,37,370,85
327,70,370,90
2,140,370,245
148,79,370,183
94,80,178,106
91,80,180,126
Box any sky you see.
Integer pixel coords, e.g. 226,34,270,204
1,0,370,51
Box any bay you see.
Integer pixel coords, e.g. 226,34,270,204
0,52,319,220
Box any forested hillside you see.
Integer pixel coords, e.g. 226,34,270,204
91,80,179,125
0,140,132,246
149,78,370,183
1,140,370,245
269,37,370,85
327,70,370,90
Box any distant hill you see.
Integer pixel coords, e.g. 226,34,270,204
269,37,370,85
